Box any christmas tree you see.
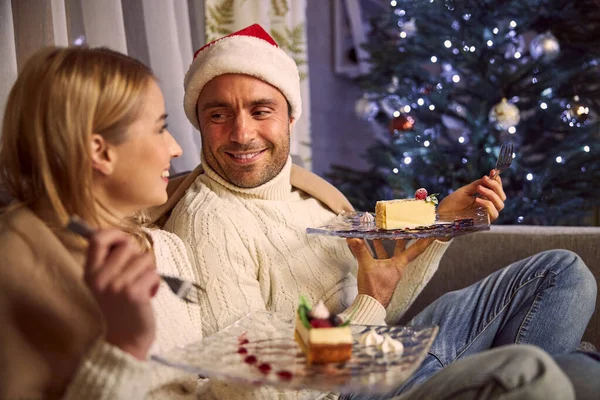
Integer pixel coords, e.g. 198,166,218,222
328,0,600,225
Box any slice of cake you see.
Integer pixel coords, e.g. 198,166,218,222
375,188,438,230
294,297,352,365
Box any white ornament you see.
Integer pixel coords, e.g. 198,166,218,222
355,97,379,121
380,95,404,118
387,76,400,93
530,32,560,62
489,98,520,130
402,18,417,37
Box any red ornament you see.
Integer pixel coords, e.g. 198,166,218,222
389,114,415,133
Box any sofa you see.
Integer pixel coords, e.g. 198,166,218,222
398,225,600,347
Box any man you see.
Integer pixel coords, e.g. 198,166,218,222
156,24,597,398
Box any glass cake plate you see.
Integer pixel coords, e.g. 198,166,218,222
152,310,438,394
306,206,490,240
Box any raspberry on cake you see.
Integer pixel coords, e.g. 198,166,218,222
375,189,439,230
294,297,352,365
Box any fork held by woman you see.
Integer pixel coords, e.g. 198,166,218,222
67,216,203,304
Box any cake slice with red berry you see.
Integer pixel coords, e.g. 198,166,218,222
375,188,438,230
294,297,352,365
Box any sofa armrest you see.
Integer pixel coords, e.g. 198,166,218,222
399,225,600,346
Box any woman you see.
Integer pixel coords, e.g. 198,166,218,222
0,46,201,399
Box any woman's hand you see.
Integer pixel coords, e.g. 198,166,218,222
437,170,507,223
347,238,434,308
84,229,160,360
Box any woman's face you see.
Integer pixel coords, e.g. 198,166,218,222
101,80,182,215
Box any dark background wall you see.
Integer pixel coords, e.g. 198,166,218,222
306,1,375,178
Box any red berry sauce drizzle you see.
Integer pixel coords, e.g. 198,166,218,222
237,332,294,380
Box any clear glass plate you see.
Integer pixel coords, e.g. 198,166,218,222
306,206,490,240
152,310,438,394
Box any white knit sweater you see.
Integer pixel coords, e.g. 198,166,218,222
64,229,204,400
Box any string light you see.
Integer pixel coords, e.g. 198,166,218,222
540,102,548,109
510,20,517,28
493,27,499,34
444,40,452,48
429,105,436,110
404,157,412,164
556,156,563,163
526,173,533,181
458,136,465,143
393,168,399,173
431,56,438,63
487,40,493,47
584,146,590,152
417,98,424,105
424,140,430,147
508,126,516,134
403,105,411,113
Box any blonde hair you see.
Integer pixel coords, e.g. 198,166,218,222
0,46,155,246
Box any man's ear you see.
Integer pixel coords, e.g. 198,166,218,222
288,117,295,133
90,133,115,176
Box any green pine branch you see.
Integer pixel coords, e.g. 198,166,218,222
271,24,307,80
206,0,234,41
271,0,289,17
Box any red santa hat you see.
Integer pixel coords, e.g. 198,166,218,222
183,24,302,130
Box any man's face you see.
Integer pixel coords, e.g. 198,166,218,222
196,74,294,188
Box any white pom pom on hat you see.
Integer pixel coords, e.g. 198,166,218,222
183,24,302,130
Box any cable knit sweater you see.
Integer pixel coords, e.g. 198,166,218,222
163,157,451,398
64,228,204,399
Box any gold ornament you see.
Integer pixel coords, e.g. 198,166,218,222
566,96,590,123
489,98,520,130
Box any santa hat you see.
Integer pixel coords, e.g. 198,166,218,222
183,24,302,130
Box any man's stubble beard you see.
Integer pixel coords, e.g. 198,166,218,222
200,125,291,189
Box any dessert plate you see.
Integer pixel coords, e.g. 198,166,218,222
152,310,438,395
307,206,490,240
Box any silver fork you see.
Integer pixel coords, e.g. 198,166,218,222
66,216,202,305
490,142,514,179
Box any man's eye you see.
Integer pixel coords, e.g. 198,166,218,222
254,110,271,117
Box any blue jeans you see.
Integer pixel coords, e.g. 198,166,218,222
342,249,597,399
